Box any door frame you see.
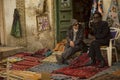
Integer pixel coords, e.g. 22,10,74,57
54,0,60,43
54,0,73,43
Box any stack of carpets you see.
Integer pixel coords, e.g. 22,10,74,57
41,51,62,63
112,69,120,76
11,56,41,70
0,70,41,80
51,73,80,80
0,77,4,80
12,52,32,57
33,48,53,57
11,52,45,70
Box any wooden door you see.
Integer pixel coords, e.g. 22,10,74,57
55,0,73,42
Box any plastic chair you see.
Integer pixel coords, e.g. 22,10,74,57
101,27,120,66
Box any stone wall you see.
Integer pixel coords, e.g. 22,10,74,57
25,0,55,51
3,0,55,52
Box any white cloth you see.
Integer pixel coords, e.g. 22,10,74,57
73,29,77,41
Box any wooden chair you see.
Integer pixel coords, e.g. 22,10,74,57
101,27,120,66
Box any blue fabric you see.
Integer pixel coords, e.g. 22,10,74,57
44,50,53,57
111,31,116,38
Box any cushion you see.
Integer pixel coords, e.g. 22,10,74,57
110,31,117,38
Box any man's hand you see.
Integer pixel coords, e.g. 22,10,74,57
70,41,75,47
89,35,96,43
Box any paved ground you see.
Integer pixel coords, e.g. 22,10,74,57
89,62,120,80
84,38,120,79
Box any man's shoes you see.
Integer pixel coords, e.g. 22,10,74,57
55,54,64,64
98,60,105,68
85,59,96,66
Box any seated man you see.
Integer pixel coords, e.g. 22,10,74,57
85,12,112,68
56,19,87,64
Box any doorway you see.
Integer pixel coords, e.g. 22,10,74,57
55,0,93,42
72,0,93,22
72,0,93,39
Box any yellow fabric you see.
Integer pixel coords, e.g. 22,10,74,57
41,72,51,80
9,70,41,80
100,46,107,48
112,70,120,76
53,39,67,52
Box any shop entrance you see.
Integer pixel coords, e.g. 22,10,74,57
55,0,93,42
72,0,93,22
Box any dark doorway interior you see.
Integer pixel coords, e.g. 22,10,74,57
72,0,93,22
72,0,93,39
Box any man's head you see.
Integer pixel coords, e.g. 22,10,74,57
71,19,79,30
93,12,102,23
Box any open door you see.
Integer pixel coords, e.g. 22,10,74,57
55,0,73,42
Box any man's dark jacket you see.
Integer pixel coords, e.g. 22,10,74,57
90,21,112,44
66,26,86,50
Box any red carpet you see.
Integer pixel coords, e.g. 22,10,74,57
11,52,45,70
53,53,108,79
11,58,41,70
12,52,32,58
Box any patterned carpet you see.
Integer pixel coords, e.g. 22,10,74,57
41,51,62,63
53,53,109,79
28,51,120,80
29,51,67,73
10,52,45,70
51,74,80,80
1,50,120,80
29,52,108,79
92,74,120,80
29,62,67,73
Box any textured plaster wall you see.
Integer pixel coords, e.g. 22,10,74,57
4,0,27,48
4,0,16,34
25,0,55,51
3,0,55,52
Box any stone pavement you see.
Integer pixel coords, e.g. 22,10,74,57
89,62,120,80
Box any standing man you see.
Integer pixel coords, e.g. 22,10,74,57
86,12,112,68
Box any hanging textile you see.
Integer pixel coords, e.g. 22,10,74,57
98,0,104,14
90,0,103,17
91,0,97,15
11,8,22,38
106,0,120,28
